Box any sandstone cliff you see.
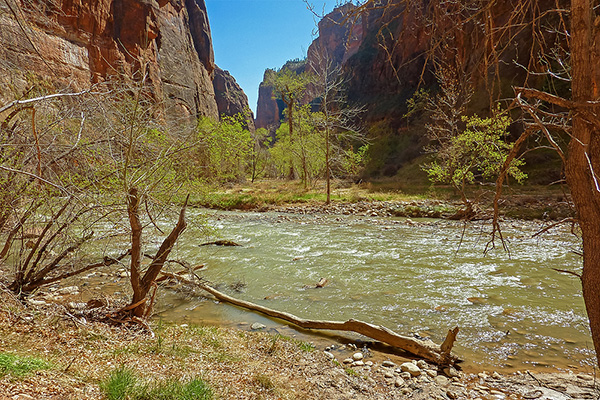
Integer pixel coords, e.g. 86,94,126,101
254,0,559,176
213,66,255,130
0,0,219,120
255,3,363,131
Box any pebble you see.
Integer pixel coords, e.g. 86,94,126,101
324,351,335,360
400,362,421,377
416,360,428,369
577,374,593,381
365,361,373,366
250,322,266,330
446,390,459,399
394,378,405,387
384,371,395,379
343,358,353,364
352,352,364,361
444,366,460,378
400,371,412,379
434,375,449,385
426,369,437,377
492,371,502,380
382,360,396,368
353,361,364,367
58,286,79,295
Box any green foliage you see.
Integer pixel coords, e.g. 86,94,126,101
424,110,526,190
404,88,430,121
340,144,370,179
0,352,51,377
100,366,213,400
248,127,272,182
195,114,253,183
269,107,327,184
266,67,312,107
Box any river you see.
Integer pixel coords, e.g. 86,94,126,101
146,209,590,372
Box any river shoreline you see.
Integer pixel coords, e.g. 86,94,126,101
0,286,598,399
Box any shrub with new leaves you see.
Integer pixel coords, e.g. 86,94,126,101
424,110,526,216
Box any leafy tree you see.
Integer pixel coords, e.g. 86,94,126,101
248,127,272,182
270,106,326,186
195,114,253,183
266,66,312,179
424,111,526,218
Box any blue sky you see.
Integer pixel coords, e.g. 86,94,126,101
205,0,340,115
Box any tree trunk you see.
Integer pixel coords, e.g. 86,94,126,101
326,124,331,204
287,99,295,180
567,0,600,367
127,187,189,318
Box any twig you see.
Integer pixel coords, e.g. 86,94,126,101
552,268,582,279
533,218,577,237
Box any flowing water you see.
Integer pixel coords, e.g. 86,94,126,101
148,209,591,371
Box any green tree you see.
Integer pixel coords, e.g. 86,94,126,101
248,127,272,182
309,51,367,202
195,114,253,183
424,111,526,219
269,106,326,186
266,66,312,179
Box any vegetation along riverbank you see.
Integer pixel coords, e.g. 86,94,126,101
2,0,599,398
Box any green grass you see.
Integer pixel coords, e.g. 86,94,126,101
100,366,137,400
0,352,51,377
100,366,213,400
271,334,315,353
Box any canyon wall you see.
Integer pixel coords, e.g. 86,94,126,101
0,0,224,121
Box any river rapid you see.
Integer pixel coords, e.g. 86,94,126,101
149,209,590,372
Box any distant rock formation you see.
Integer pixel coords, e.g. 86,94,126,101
254,0,557,176
0,0,219,121
213,66,255,130
255,3,362,131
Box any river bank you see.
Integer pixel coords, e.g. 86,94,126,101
1,286,598,400
191,181,574,221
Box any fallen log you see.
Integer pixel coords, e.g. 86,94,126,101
199,240,241,247
160,272,460,366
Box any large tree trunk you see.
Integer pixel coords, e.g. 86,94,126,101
127,187,189,318
567,0,600,367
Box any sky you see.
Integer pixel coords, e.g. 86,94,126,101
205,0,340,115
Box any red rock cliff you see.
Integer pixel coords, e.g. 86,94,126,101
0,0,219,120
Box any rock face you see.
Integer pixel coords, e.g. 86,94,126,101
254,69,280,131
0,0,219,120
255,59,306,132
254,0,561,175
213,66,255,130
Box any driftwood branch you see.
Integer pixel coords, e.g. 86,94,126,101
163,272,460,366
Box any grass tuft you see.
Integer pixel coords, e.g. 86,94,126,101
0,352,51,377
100,366,213,400
99,366,137,400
